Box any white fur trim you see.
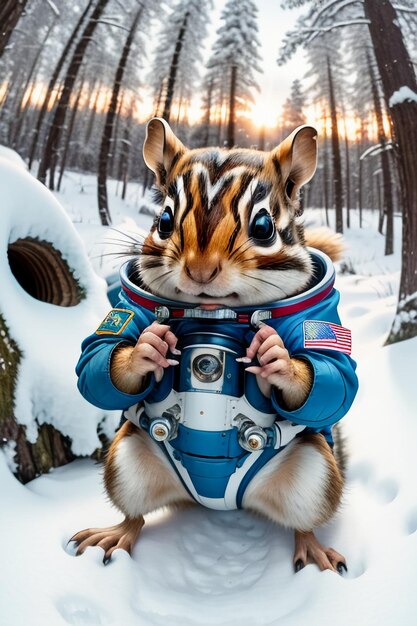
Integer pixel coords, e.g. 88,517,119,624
112,430,192,517
242,439,330,530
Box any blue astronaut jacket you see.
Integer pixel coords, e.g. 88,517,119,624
76,250,358,440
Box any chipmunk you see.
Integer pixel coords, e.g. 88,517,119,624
72,118,358,573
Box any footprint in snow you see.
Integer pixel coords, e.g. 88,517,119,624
347,461,399,504
55,595,111,625
178,509,271,594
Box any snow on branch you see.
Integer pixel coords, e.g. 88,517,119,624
389,86,417,107
360,141,393,161
304,17,369,44
309,0,364,29
393,4,417,12
93,19,130,32
43,0,60,17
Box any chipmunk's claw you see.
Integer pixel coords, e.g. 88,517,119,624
69,517,145,563
294,530,347,574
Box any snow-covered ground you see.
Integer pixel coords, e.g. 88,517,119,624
1,170,416,626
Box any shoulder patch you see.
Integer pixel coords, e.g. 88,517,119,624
96,308,134,335
303,320,352,355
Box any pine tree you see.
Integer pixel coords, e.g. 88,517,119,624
282,79,305,133
38,0,110,189
206,0,262,147
97,4,145,225
279,0,417,343
27,0,94,171
148,0,213,123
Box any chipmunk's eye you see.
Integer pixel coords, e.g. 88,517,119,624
158,206,174,238
249,209,275,244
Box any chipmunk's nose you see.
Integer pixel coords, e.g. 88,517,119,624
184,259,221,284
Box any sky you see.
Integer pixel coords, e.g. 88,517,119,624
139,1,307,129
210,0,306,127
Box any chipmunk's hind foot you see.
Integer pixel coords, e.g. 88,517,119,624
293,529,347,575
69,516,144,565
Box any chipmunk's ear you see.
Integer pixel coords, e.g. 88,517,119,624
143,117,186,187
272,125,318,200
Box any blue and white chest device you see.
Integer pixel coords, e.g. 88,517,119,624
124,326,305,511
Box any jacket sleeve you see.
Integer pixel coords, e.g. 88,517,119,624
270,289,358,429
75,302,156,410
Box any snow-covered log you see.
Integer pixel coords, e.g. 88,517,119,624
0,150,115,483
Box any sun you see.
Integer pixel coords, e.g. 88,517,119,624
247,101,279,129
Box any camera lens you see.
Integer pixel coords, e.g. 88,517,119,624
192,354,222,383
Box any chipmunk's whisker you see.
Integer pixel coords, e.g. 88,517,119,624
240,271,289,298
108,227,145,243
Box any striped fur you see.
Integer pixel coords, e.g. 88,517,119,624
140,118,319,307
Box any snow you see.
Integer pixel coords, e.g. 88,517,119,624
0,158,118,454
1,172,417,625
0,144,27,169
389,85,417,107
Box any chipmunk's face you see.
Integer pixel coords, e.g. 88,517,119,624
139,118,318,307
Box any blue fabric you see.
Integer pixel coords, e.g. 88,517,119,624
170,425,245,458
76,285,358,428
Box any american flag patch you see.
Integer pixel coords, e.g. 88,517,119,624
303,320,352,355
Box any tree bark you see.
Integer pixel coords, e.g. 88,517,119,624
0,313,75,483
97,5,143,226
161,12,189,123
0,0,28,58
38,0,108,188
226,64,237,148
364,0,417,343
327,57,343,233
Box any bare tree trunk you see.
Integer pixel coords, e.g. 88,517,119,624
226,65,237,148
38,0,108,188
364,0,417,342
216,106,223,146
161,12,189,123
97,5,143,226
57,78,84,191
119,109,133,201
201,77,213,147
322,113,330,227
5,67,25,137
0,0,28,58
28,0,93,171
366,50,395,254
109,90,125,178
359,156,363,228
11,21,56,149
327,57,343,233
342,110,351,228
84,79,102,145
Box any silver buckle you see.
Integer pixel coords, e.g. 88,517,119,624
250,310,272,329
154,305,170,323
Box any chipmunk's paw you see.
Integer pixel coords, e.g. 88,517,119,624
68,516,144,565
293,530,347,575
